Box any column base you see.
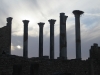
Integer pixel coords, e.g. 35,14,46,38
76,58,82,60
57,57,67,60
39,56,49,59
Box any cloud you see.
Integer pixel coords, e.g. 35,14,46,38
11,43,15,51
0,0,99,60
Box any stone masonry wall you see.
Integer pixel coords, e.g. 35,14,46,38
0,54,97,75
90,44,100,61
0,25,11,55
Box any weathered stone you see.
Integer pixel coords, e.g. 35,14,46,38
30,63,39,75
38,22,45,57
23,20,29,58
0,17,12,55
12,65,22,75
59,13,68,59
73,10,84,60
48,19,56,59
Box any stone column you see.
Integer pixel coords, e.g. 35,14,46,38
59,13,68,59
38,22,45,57
48,19,56,59
7,17,13,55
22,20,29,58
73,10,84,59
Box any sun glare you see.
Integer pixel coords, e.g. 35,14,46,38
17,45,21,49
19,14,37,25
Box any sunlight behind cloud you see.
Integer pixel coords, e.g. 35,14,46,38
0,0,100,60
19,14,37,25
17,45,21,49
11,43,15,51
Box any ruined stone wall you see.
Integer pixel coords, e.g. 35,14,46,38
0,55,30,75
0,25,11,55
93,59,100,75
1,55,99,75
38,59,90,75
90,44,100,61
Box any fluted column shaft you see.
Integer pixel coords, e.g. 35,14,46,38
48,19,56,59
23,20,29,58
60,13,68,59
38,22,45,57
6,17,13,55
73,10,84,59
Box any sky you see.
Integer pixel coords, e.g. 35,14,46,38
0,0,100,60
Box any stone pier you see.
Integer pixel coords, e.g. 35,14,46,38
7,17,13,55
22,20,29,58
90,43,99,59
48,19,56,59
73,10,84,59
59,13,68,59
38,22,45,57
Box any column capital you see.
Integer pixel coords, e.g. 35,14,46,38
72,10,84,16
7,17,13,23
22,20,29,25
65,16,68,19
65,16,68,21
60,13,65,16
60,13,67,23
48,19,56,25
38,22,45,26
